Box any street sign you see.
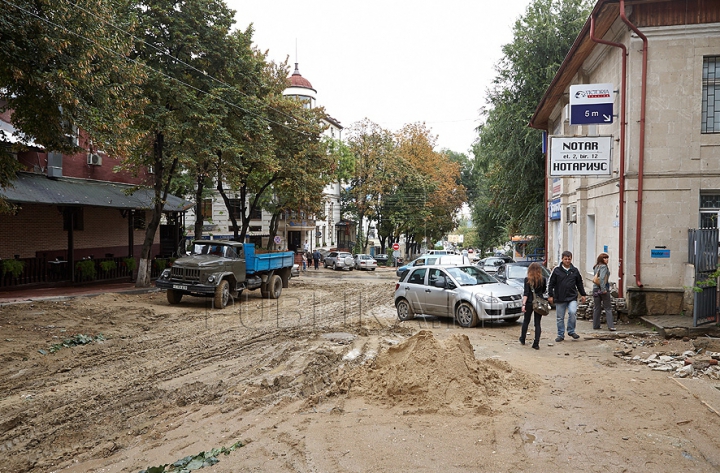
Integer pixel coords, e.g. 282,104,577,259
549,136,613,176
273,236,281,244
392,243,400,251
569,83,614,125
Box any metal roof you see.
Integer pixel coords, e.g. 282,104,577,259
0,172,192,212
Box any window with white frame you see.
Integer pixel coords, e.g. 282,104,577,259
700,193,720,228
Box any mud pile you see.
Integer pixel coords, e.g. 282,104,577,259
336,330,537,412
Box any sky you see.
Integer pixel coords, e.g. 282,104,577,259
227,0,534,154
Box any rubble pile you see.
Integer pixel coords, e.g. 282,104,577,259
614,344,720,379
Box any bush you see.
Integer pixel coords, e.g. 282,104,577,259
75,259,96,280
123,257,137,273
1,259,25,278
99,260,117,272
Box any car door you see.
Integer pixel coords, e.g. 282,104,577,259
399,268,428,314
423,268,452,317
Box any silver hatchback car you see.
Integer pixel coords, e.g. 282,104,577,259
394,265,524,327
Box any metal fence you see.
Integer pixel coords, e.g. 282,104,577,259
688,228,719,326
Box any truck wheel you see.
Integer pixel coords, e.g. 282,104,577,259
214,280,230,309
268,274,282,299
167,289,183,304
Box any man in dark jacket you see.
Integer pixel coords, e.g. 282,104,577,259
312,249,321,270
547,251,587,342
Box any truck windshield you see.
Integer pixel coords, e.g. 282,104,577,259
193,243,226,257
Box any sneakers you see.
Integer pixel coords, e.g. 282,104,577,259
569,333,580,339
555,336,564,342
609,327,617,331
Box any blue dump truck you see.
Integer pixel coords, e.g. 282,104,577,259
155,240,295,308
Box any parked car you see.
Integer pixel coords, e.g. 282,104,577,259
494,261,554,306
324,251,355,270
396,254,472,278
374,253,389,264
494,262,551,291
478,256,514,274
394,265,523,327
354,254,377,271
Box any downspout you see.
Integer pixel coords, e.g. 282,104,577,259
620,0,647,288
589,14,627,298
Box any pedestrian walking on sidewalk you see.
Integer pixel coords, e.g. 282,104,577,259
547,251,586,342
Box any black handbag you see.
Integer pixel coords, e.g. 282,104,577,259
532,287,550,316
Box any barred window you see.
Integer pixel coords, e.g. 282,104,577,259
702,57,720,133
700,193,720,228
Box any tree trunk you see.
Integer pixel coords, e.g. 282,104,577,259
194,173,205,240
267,211,280,251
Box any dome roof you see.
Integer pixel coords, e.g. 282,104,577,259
288,63,314,90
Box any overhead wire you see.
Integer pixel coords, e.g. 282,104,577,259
1,0,312,136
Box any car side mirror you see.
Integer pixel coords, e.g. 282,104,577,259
434,276,446,288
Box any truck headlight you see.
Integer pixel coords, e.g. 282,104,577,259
160,269,171,279
207,275,215,283
475,293,499,303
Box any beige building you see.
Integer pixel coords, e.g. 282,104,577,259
530,0,720,318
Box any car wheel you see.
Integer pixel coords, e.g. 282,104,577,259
332,262,337,270
504,316,520,323
214,280,230,309
455,301,479,328
370,268,375,271
396,299,415,321
166,289,183,304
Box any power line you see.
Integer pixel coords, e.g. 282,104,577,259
2,0,311,136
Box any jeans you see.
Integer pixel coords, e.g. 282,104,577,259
555,300,578,338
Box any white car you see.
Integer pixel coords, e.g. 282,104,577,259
323,251,355,270
394,264,523,327
354,254,377,271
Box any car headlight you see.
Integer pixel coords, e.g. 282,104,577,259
207,275,215,283
160,269,171,279
475,293,500,303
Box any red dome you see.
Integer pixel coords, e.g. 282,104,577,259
288,63,314,89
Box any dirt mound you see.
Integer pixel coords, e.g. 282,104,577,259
333,330,538,413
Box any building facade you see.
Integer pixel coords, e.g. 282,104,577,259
530,0,720,315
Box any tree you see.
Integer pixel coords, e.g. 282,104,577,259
125,0,237,287
0,0,142,210
471,0,590,247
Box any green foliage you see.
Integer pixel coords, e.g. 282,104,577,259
138,440,245,473
99,260,117,272
693,265,720,293
48,334,106,353
123,257,137,273
1,259,25,278
75,259,96,280
470,0,591,247
154,258,167,272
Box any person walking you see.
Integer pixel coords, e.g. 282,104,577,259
301,252,308,273
592,252,615,331
312,249,320,270
547,251,587,342
519,262,547,350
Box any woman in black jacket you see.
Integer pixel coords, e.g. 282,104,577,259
520,262,547,350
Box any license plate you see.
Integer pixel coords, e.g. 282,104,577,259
172,284,187,290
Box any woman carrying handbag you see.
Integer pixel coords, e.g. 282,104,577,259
519,262,547,350
592,253,616,331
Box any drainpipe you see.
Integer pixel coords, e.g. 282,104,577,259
620,0,647,288
590,14,627,298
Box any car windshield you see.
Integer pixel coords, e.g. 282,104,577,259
445,266,497,286
507,265,528,279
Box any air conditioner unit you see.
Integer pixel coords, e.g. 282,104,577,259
87,153,102,166
566,205,577,223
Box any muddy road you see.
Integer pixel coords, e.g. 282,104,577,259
1,271,720,472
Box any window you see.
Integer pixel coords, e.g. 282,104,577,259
702,57,720,133
201,199,213,219
228,199,243,220
700,193,720,228
408,268,426,284
249,207,262,220
133,210,146,230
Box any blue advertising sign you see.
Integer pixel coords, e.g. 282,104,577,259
651,249,670,258
569,83,614,126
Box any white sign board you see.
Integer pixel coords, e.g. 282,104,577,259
549,136,613,176
569,83,614,125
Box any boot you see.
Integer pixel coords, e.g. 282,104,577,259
532,341,540,350
519,336,525,345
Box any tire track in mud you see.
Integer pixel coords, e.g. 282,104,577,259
0,278,399,473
